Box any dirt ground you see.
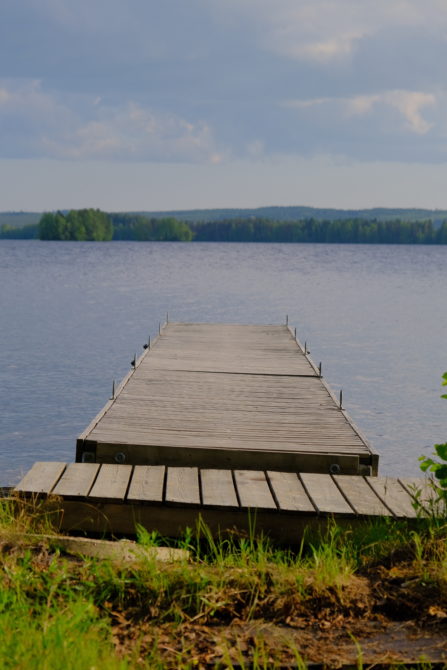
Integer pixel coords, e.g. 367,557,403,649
111,617,447,667
109,565,447,668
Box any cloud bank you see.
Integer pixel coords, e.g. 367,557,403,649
2,1,447,164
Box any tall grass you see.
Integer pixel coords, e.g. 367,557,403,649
1,498,447,668
0,596,130,670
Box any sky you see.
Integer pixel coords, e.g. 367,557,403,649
2,0,447,211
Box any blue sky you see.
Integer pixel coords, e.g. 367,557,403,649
2,0,447,211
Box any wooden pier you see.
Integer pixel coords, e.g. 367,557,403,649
14,462,434,540
76,322,378,476
13,321,437,542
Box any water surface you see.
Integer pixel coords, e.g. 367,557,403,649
1,240,446,485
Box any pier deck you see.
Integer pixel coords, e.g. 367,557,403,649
14,462,434,540
76,323,378,475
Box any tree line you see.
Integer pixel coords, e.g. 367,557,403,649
189,217,447,244
2,209,447,244
0,223,39,239
110,214,192,241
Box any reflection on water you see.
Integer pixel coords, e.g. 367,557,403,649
1,240,446,485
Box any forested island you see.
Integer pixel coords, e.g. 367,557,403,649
2,207,447,243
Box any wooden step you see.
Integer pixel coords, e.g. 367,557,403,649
14,462,437,541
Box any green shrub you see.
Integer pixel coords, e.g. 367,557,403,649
419,372,447,504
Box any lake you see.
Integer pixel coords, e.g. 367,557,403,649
1,239,446,486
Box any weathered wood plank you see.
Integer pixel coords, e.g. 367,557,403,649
333,475,391,516
201,469,239,508
165,467,200,505
52,463,100,497
398,477,444,515
267,471,315,512
234,470,277,509
88,464,132,501
137,323,318,376
57,500,342,542
300,473,354,514
366,476,417,518
15,463,440,543
94,443,362,475
15,462,66,494
127,465,165,503
43,535,188,562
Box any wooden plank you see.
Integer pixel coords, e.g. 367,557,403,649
76,326,167,447
94,443,362,475
165,467,200,505
88,464,132,501
333,475,391,516
398,477,445,515
267,471,315,512
201,469,239,508
57,500,330,542
15,462,66,494
127,465,165,503
299,473,354,514
234,470,277,509
90,374,368,442
366,476,417,518
39,535,188,562
52,463,100,497
150,323,315,377
77,398,115,444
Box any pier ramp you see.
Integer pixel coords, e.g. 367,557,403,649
76,322,378,475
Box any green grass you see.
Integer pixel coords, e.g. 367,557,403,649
1,499,447,668
0,596,130,670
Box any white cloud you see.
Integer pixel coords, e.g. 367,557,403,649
254,2,369,63
214,0,447,65
0,89,11,105
347,91,436,134
65,103,217,162
292,33,364,62
286,89,437,136
0,80,219,162
385,91,436,134
347,95,379,116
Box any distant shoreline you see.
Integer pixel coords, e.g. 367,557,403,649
2,211,447,245
3,204,447,227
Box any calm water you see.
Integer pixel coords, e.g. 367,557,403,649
1,240,446,486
